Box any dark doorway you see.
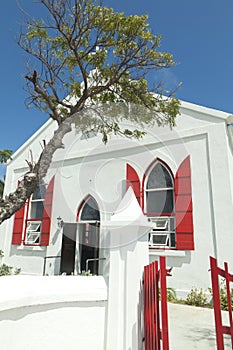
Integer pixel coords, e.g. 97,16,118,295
79,222,100,275
77,196,101,275
60,223,77,275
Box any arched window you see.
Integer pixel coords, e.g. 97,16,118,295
77,196,100,275
29,184,46,219
79,196,100,221
145,162,174,215
127,156,194,250
145,161,175,248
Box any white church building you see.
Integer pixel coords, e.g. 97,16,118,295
1,99,233,297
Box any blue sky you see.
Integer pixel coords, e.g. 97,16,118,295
1,0,233,154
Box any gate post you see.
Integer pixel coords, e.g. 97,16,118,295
105,187,153,350
210,256,224,350
144,257,169,350
210,256,233,350
160,256,169,350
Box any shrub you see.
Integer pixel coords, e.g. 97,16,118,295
0,251,21,276
0,264,14,276
167,288,177,302
218,280,233,311
81,270,92,276
185,288,208,307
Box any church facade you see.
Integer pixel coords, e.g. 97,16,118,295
1,99,233,297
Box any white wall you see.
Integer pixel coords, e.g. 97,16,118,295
0,275,107,350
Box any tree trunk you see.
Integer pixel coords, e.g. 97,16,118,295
0,117,72,225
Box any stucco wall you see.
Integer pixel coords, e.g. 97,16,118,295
0,275,107,350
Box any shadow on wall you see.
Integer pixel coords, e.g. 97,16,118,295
149,251,191,269
0,300,106,322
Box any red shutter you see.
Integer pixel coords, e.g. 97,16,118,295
12,204,26,245
40,176,55,246
12,181,29,245
126,164,141,205
175,156,194,250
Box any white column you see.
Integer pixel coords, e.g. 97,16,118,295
105,188,153,350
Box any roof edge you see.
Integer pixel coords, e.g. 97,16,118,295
8,118,55,164
180,99,231,120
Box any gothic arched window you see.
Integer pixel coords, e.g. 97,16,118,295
145,162,174,215
144,161,175,248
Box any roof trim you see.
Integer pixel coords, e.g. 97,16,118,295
8,99,232,164
180,100,231,120
8,118,55,164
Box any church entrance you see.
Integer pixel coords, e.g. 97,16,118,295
60,223,77,275
77,196,100,275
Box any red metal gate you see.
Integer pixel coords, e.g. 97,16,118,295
144,256,169,350
210,256,233,349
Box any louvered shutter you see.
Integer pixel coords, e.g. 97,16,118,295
126,164,141,205
40,176,55,246
12,181,28,245
175,156,194,250
12,204,26,245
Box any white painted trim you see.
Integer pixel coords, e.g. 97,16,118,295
149,249,186,257
17,245,46,251
180,100,230,120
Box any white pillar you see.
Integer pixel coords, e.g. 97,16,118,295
105,188,153,350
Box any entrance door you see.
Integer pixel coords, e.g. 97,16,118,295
60,223,77,275
79,222,100,275
77,196,100,275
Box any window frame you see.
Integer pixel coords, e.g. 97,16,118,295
144,160,175,217
24,184,46,246
148,216,176,249
143,160,176,249
77,195,100,222
24,220,42,245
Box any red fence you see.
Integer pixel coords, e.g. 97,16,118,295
210,256,233,349
144,256,169,350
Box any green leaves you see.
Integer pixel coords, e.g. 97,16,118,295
19,0,180,137
0,150,13,164
27,23,48,40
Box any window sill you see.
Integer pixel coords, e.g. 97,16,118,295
149,249,186,257
17,245,46,251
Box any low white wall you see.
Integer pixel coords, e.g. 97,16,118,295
0,275,107,350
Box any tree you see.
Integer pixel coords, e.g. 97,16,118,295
0,150,13,198
0,0,180,224
0,180,4,199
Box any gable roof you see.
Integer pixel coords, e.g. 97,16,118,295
8,99,232,165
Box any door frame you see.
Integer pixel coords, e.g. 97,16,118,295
77,220,100,275
60,223,77,275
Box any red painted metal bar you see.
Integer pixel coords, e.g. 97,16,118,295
210,256,225,350
210,256,233,350
160,256,169,350
144,258,169,350
148,264,152,350
155,261,161,350
224,262,233,347
144,265,149,350
150,262,155,350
